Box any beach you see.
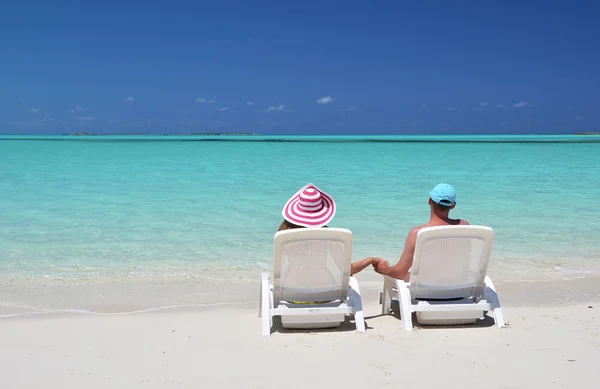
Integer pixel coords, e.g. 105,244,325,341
1,136,599,388
1,276,599,389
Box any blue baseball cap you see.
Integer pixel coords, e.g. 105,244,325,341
430,183,456,206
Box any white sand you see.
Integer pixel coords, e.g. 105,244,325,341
1,278,599,389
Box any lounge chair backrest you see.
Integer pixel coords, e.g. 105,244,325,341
273,228,353,305
410,226,495,300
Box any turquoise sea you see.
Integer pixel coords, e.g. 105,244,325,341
1,135,599,282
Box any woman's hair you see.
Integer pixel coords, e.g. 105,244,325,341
278,219,304,231
278,219,328,231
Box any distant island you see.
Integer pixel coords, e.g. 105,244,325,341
574,132,600,135
64,132,259,136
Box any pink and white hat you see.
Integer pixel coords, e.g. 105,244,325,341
282,183,336,228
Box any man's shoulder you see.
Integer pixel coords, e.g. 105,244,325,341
408,224,427,237
402,225,423,248
411,224,428,233
459,219,470,225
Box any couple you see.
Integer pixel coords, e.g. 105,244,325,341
278,182,469,280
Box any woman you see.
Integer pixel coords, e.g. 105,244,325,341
278,183,381,275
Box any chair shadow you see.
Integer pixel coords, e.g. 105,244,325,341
384,300,496,330
271,315,374,335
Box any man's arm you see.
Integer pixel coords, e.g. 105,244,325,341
376,227,419,279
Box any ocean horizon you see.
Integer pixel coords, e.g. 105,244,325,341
1,134,599,285
2,134,600,142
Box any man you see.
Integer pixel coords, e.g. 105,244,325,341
373,183,469,280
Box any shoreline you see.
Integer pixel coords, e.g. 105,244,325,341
2,272,600,317
1,249,598,283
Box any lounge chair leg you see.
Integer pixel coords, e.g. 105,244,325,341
349,277,366,332
354,310,366,333
381,276,394,315
260,273,272,336
484,276,505,328
397,280,413,331
258,277,262,318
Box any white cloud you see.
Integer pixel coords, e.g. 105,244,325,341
496,104,506,108
70,104,85,113
265,104,285,112
29,108,40,114
444,108,458,112
346,106,357,111
316,96,335,104
124,96,135,103
218,107,228,112
576,116,584,121
513,101,529,108
480,101,489,107
246,101,254,106
196,97,215,104
76,116,96,121
421,104,428,109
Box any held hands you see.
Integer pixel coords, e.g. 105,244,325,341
365,257,383,267
359,257,391,275
365,257,390,274
374,260,390,274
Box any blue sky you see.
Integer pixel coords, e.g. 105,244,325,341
1,1,598,135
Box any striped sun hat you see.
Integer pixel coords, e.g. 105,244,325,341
282,183,336,228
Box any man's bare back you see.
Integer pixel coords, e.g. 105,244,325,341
373,183,468,280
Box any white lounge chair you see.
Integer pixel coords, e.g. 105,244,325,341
380,225,505,331
259,228,366,336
